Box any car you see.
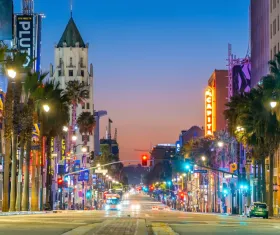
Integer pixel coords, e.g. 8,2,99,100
248,202,268,219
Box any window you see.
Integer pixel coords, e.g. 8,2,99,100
273,19,276,35
82,103,85,109
278,43,280,52
274,0,277,9
58,70,62,77
81,70,84,77
274,46,277,57
59,58,62,66
271,0,273,12
80,57,84,66
69,70,73,76
271,24,272,39
70,57,73,66
271,50,273,60
86,103,90,109
278,15,279,31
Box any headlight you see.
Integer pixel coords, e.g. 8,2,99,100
105,205,110,210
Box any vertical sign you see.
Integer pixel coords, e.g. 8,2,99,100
41,136,46,166
205,87,213,136
16,15,33,68
0,0,13,40
50,137,54,153
0,92,4,130
61,138,66,160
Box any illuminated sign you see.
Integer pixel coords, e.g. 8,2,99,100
61,138,66,160
205,88,213,136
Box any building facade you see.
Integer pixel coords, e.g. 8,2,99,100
270,0,280,60
205,70,228,136
269,0,280,215
250,0,270,87
50,17,94,154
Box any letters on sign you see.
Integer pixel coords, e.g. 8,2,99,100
205,88,213,136
16,15,33,68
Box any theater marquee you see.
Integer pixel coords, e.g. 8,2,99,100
205,87,213,136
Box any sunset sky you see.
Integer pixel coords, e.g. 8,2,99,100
14,0,249,163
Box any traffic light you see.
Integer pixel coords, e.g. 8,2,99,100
142,155,148,166
179,192,184,200
86,190,91,199
185,159,193,172
58,177,63,188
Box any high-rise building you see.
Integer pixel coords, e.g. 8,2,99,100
250,0,270,87
205,70,228,136
50,16,94,156
270,0,280,60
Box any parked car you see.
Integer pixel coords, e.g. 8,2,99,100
247,202,268,219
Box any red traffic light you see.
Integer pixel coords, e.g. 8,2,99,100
141,155,148,166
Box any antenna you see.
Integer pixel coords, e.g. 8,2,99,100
22,0,34,15
70,0,73,17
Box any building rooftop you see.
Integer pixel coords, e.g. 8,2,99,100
57,17,86,48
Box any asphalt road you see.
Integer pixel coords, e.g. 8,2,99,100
0,193,279,235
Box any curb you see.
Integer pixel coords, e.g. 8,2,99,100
0,211,49,216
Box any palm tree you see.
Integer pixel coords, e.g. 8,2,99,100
2,80,13,212
77,111,95,143
63,80,88,132
21,72,47,211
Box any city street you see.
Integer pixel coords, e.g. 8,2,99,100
0,194,279,235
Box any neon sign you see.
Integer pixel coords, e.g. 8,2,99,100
205,88,213,136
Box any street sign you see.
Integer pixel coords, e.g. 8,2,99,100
194,169,208,174
95,169,108,174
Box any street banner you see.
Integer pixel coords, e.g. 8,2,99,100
73,160,80,173
58,164,65,175
16,15,33,68
0,92,4,129
194,169,208,174
78,169,89,182
31,123,40,150
0,0,13,40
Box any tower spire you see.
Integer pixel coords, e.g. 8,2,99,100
70,0,73,17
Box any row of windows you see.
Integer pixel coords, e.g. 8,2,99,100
58,69,85,77
271,15,280,38
59,57,84,66
271,0,279,12
270,42,280,60
82,103,91,110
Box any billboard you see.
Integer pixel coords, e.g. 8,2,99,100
232,61,251,95
16,15,33,68
0,0,13,40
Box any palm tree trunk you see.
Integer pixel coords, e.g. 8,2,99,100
22,100,33,211
2,81,13,212
269,153,274,216
261,158,267,203
9,131,17,211
257,161,261,201
16,135,25,211
2,139,11,212
10,80,22,211
22,137,31,211
31,150,38,211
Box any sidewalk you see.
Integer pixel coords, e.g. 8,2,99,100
0,211,49,216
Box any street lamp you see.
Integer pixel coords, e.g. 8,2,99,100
7,69,16,79
201,156,206,161
72,134,77,142
217,141,224,148
63,126,68,132
43,104,50,113
81,146,87,153
270,101,277,108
